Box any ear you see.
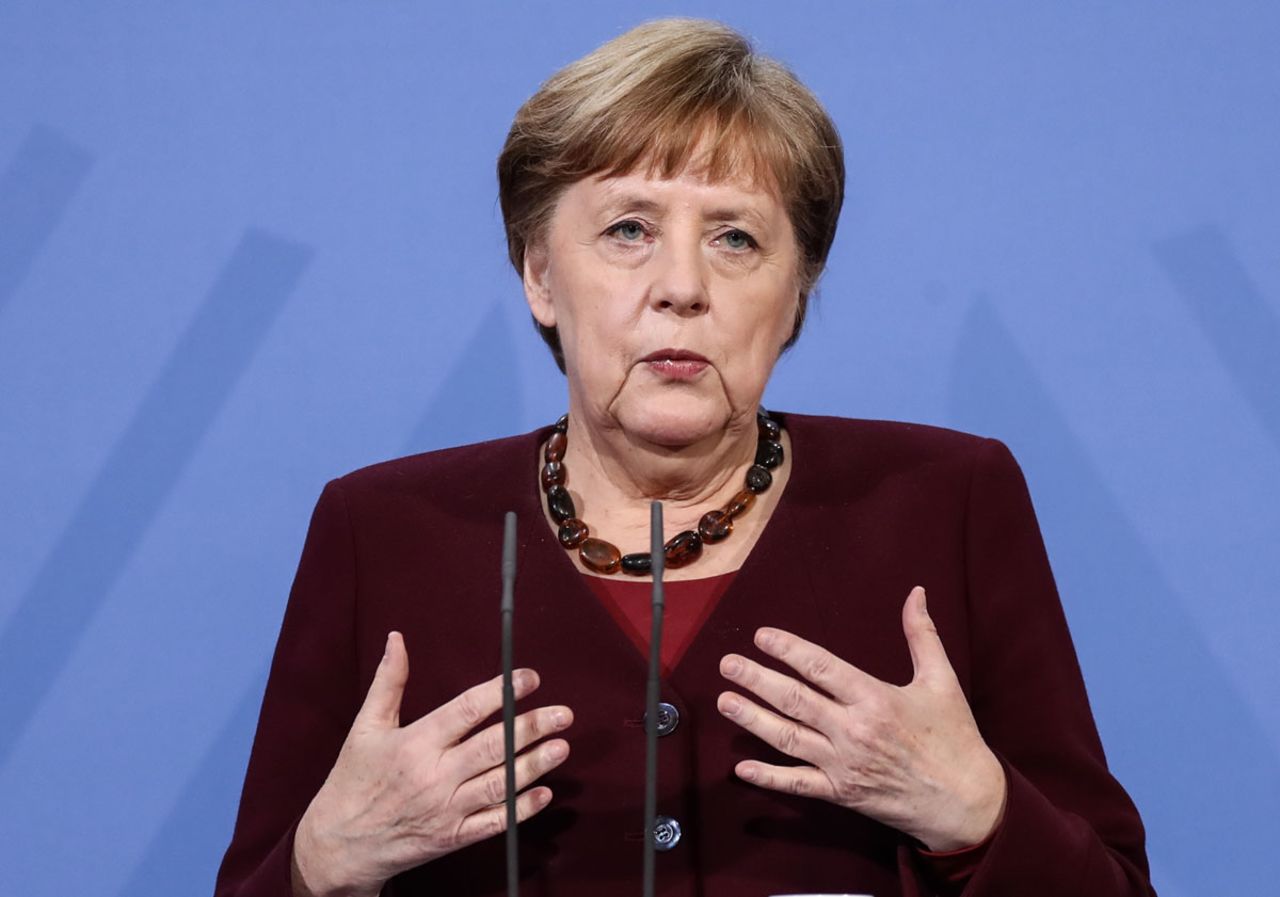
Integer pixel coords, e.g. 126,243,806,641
522,242,556,328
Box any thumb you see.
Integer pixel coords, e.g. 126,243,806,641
355,631,409,729
902,587,952,686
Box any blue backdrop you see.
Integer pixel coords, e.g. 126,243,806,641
1,2,1277,895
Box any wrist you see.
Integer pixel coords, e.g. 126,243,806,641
918,750,1007,852
292,804,383,897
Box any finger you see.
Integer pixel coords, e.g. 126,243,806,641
751,627,877,704
453,785,554,847
353,632,409,730
901,586,953,686
733,759,836,802
719,653,838,730
412,668,541,746
453,737,571,812
449,705,574,781
716,690,830,765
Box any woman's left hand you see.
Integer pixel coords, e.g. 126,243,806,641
717,586,1007,852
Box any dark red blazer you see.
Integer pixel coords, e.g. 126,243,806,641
215,414,1155,897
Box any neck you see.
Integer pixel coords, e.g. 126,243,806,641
559,409,760,548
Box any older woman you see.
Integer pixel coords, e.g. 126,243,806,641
216,19,1154,897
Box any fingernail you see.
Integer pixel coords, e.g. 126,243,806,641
552,709,569,728
737,764,757,782
719,694,741,717
755,629,774,650
382,633,393,660
918,587,928,614
547,741,568,761
722,656,743,677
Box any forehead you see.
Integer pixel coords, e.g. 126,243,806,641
557,167,788,221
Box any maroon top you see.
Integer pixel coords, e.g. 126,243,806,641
582,571,736,675
214,413,1155,897
582,569,992,895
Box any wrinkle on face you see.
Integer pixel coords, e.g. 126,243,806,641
528,163,800,460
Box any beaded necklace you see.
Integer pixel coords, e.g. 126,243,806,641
540,411,784,576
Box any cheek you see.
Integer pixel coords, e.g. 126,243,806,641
739,280,800,351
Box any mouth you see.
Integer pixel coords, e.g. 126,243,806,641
640,348,710,380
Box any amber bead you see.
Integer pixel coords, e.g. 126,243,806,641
664,530,703,568
745,465,772,494
554,413,569,433
725,490,756,519
621,552,652,575
558,517,589,549
755,439,784,470
580,538,622,574
546,485,576,523
757,414,781,441
545,430,568,463
698,509,733,543
541,461,566,489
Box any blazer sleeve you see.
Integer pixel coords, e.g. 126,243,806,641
214,479,362,897
899,439,1155,897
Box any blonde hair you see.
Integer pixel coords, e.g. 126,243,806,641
498,18,845,371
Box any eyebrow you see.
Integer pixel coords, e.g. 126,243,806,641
599,195,664,217
599,194,770,228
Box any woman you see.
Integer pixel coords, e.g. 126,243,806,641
216,19,1155,897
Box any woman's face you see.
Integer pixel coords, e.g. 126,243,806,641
524,166,801,449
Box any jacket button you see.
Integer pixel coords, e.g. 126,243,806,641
644,702,680,736
652,815,682,851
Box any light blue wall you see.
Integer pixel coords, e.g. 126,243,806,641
1,2,1277,894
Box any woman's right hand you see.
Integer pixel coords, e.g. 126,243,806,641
291,631,573,897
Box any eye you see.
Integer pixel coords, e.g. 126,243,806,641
719,229,757,251
606,220,648,242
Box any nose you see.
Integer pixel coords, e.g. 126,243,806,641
649,238,709,317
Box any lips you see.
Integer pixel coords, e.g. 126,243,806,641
641,348,709,380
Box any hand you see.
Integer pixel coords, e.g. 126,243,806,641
292,632,573,897
717,586,1006,852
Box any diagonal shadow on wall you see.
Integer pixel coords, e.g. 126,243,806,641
0,230,312,766
947,299,1279,894
119,298,521,896
0,124,93,315
117,662,270,896
1153,225,1280,452
405,299,523,453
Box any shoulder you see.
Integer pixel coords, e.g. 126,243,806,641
321,427,549,517
778,411,1010,469
775,411,1019,506
779,412,994,453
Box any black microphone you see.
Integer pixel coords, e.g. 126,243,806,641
500,511,518,897
642,501,665,897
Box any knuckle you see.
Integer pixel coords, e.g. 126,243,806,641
481,811,505,838
458,690,484,728
783,682,808,717
483,771,506,805
805,652,832,682
482,729,505,765
861,691,891,720
527,709,552,740
777,721,802,755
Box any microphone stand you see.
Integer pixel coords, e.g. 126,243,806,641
501,512,518,897
642,501,665,897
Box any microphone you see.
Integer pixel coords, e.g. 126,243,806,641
501,511,518,897
642,501,665,897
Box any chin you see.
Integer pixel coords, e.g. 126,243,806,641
614,394,731,449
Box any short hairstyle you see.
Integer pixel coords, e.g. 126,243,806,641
498,18,846,372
